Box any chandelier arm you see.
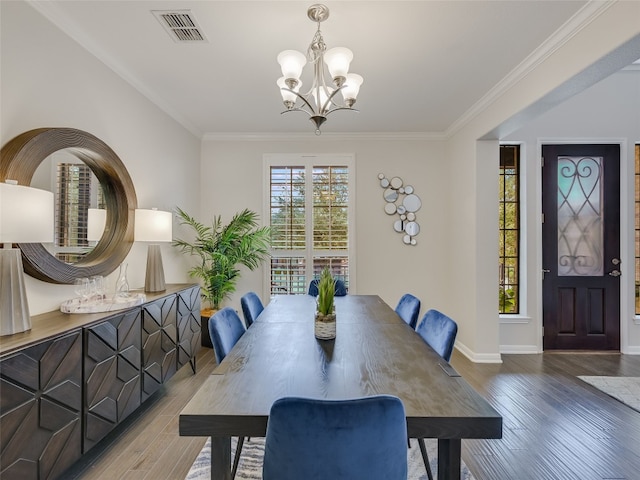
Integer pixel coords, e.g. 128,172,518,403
280,107,314,118
321,85,345,112
281,87,318,114
324,106,359,117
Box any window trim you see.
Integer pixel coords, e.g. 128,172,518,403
263,153,356,298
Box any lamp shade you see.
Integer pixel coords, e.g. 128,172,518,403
277,77,302,103
341,73,363,101
134,208,172,242
277,50,306,81
87,208,107,241
0,181,54,243
323,47,353,79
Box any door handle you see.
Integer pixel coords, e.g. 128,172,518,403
608,270,621,277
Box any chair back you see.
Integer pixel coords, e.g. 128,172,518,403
209,307,246,364
416,309,458,362
263,395,408,480
395,293,421,329
240,291,264,328
308,278,348,297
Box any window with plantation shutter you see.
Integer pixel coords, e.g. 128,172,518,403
54,162,105,263
265,155,355,296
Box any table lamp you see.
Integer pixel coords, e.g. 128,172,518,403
87,208,107,243
134,208,172,293
0,180,54,336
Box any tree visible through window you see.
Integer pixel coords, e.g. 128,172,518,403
499,145,520,314
267,156,353,295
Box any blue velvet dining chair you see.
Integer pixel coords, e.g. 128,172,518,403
262,395,408,480
414,308,459,480
308,278,348,297
208,307,247,479
240,291,264,328
415,308,458,362
395,293,421,329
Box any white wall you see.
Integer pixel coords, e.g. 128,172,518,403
198,135,451,316
1,2,201,315
504,70,640,354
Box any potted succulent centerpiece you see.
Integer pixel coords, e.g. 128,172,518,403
315,267,337,340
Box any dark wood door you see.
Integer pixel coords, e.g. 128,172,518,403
542,144,621,350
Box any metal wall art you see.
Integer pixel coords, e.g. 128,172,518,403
378,173,422,245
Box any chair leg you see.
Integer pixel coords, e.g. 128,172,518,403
418,438,434,480
231,436,245,479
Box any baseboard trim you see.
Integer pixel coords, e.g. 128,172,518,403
455,341,503,363
500,345,541,354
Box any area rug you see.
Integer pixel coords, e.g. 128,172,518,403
578,376,640,413
186,437,474,480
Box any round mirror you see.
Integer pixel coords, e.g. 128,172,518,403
403,193,422,213
384,202,397,215
0,128,137,283
390,176,403,189
384,187,398,202
405,221,420,236
31,149,105,263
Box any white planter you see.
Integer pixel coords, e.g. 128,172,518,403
314,312,336,340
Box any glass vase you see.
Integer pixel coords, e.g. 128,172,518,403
115,263,130,298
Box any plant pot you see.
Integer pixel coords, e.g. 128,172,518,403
201,308,218,348
315,312,336,340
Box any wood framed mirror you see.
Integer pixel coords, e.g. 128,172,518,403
0,128,137,283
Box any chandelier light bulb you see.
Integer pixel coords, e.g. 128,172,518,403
312,86,333,113
277,77,302,109
341,73,363,107
323,47,353,86
277,50,307,82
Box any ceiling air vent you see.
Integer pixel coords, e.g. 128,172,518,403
152,10,208,43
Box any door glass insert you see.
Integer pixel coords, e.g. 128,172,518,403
557,156,603,276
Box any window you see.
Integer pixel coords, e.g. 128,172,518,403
499,145,520,314
55,162,104,263
266,155,354,296
635,144,640,314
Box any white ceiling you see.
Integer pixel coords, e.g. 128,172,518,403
29,0,620,137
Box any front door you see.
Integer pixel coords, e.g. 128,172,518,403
542,144,621,350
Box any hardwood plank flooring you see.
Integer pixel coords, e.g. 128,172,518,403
454,351,640,480
66,348,640,480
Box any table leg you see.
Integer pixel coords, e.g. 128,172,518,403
437,438,461,480
210,436,232,480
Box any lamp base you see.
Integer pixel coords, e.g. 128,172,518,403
144,244,166,293
0,248,32,336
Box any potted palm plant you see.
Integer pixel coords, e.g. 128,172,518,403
173,207,271,312
315,267,337,340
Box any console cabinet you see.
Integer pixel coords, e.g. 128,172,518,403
84,308,142,452
0,284,200,479
0,331,83,480
142,295,178,401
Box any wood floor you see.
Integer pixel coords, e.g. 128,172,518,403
67,347,640,480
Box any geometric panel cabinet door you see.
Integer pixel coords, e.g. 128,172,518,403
176,286,201,374
83,308,142,453
0,331,83,480
142,294,177,401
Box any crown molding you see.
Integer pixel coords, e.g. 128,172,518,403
28,1,203,139
201,131,447,142
445,1,616,138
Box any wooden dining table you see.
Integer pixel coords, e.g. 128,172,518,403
179,294,502,480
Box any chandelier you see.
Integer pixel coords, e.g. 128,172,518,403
277,4,363,135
